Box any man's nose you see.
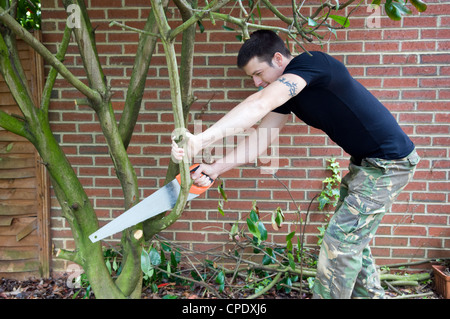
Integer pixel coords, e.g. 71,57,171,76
253,76,262,87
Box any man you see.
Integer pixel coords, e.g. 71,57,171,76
171,30,419,299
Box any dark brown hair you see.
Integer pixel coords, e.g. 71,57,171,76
237,30,291,68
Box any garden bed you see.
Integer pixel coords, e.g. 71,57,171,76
0,271,441,300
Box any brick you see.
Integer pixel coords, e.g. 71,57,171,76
365,42,400,52
401,41,436,51
421,54,450,64
382,54,418,64
329,42,363,52
392,248,425,258
402,66,437,76
420,78,450,88
375,236,408,246
417,101,449,111
384,30,419,40
402,90,437,100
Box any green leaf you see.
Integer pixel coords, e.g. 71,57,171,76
318,194,330,210
252,236,262,253
275,207,284,224
149,247,161,266
271,207,285,230
141,249,151,273
286,231,295,242
329,15,350,28
247,218,261,241
161,241,171,252
385,0,412,21
165,262,171,278
105,259,112,274
307,276,315,290
112,257,118,271
410,0,427,12
218,201,225,216
288,253,296,270
170,251,178,268
215,271,225,292
262,248,275,265
222,25,235,31
197,21,205,33
215,271,225,284
286,231,295,251
230,221,239,238
258,221,267,241
250,208,259,223
284,276,293,293
307,17,318,27
328,27,338,39
217,182,227,201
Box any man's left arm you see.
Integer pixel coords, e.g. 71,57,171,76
191,111,290,185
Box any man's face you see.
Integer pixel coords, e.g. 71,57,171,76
243,55,284,89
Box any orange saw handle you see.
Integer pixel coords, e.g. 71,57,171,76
175,164,214,195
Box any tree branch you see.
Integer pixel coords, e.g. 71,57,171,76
246,272,282,299
144,0,194,238
162,0,198,185
0,110,33,141
0,7,101,104
116,7,162,149
61,0,106,109
41,26,72,114
55,248,81,264
0,31,38,126
169,0,231,40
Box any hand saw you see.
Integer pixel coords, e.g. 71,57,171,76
89,164,214,243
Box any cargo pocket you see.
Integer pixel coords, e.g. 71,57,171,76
326,193,385,247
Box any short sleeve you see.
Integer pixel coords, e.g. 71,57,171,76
283,52,330,87
272,101,291,114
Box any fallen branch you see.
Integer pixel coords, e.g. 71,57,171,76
391,291,435,299
380,272,430,282
387,280,419,287
246,272,282,299
154,266,222,299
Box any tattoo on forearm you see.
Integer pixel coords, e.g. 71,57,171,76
277,77,298,97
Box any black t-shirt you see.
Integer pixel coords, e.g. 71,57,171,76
273,51,414,163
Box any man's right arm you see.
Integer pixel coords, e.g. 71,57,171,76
189,73,306,156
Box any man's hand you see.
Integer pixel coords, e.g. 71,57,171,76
171,136,186,162
191,163,218,187
171,132,203,163
171,134,216,186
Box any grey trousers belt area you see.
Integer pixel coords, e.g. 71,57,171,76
356,148,420,172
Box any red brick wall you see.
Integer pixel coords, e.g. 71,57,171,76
41,0,449,272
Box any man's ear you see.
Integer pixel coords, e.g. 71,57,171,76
273,52,284,67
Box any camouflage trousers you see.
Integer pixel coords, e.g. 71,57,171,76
312,149,420,299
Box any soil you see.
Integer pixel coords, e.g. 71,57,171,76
0,273,443,300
